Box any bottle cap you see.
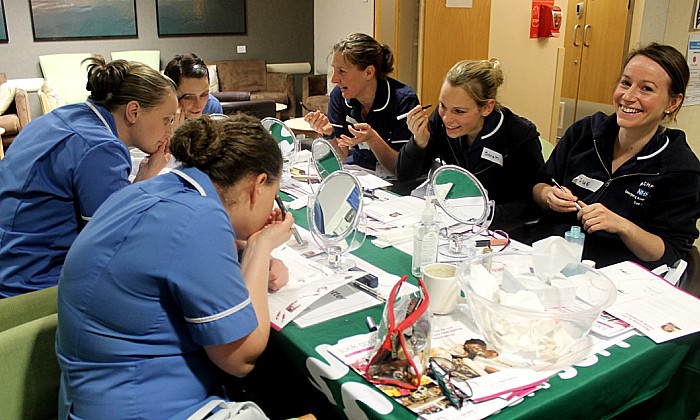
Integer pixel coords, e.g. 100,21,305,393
581,259,596,268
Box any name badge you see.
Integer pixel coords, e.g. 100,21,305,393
480,148,503,166
572,174,604,192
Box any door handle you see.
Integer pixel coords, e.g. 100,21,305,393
583,24,591,47
573,24,581,47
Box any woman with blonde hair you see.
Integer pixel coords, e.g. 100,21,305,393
0,56,178,297
396,59,543,229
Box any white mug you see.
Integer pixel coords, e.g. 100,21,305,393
422,263,459,315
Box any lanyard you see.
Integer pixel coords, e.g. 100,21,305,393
84,100,114,135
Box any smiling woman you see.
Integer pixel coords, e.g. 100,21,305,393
529,43,700,270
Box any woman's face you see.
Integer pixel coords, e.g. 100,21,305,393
131,91,178,154
613,55,681,134
230,176,281,241
330,52,373,100
438,81,490,140
178,76,211,119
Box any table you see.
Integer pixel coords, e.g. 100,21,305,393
284,117,321,140
276,103,288,119
260,203,700,419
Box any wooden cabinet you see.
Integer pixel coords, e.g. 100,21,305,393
559,0,632,138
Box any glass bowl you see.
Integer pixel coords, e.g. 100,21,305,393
455,251,617,362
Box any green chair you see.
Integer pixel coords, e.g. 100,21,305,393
540,137,554,161
110,50,161,71
0,286,60,420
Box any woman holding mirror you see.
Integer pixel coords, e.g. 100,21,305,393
396,59,544,230
56,114,293,419
530,43,700,269
304,33,419,176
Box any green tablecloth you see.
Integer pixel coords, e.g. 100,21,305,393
270,200,699,419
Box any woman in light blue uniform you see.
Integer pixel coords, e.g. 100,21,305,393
0,57,178,298
57,114,293,419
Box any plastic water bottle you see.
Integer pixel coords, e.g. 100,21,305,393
565,226,585,262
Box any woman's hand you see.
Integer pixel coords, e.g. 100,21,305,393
406,105,430,148
133,137,171,182
248,210,294,252
579,202,624,234
542,184,581,213
338,123,380,149
268,258,289,292
304,111,333,136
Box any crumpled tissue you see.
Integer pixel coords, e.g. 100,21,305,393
532,236,580,280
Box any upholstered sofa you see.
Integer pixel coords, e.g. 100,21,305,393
302,74,330,115
0,73,31,151
208,59,295,119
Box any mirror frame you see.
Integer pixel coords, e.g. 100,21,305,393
307,170,364,245
260,117,298,149
310,138,343,180
430,164,489,224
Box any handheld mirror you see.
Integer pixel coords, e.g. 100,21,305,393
311,138,343,180
261,117,299,185
307,170,366,270
431,165,494,258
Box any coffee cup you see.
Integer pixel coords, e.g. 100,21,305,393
422,263,459,315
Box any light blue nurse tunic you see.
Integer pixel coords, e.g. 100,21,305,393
0,101,132,297
56,166,258,419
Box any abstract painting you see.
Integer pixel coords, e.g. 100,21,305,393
30,0,137,41
156,0,245,37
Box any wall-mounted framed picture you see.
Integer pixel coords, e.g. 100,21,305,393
0,0,8,43
694,0,700,30
29,0,138,41
156,0,246,37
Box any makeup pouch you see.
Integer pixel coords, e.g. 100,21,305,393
365,275,432,390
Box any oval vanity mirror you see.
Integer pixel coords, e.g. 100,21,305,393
431,165,494,258
310,138,343,180
307,170,366,270
261,117,299,185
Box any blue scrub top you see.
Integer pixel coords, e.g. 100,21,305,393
327,77,418,170
56,166,258,420
0,102,131,298
203,93,223,114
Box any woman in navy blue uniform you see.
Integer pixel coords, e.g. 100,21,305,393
164,53,223,126
0,57,178,297
396,59,543,228
530,43,700,269
57,114,292,419
304,33,419,176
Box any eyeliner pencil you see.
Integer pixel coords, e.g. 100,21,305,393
275,196,305,245
551,178,582,211
396,104,433,121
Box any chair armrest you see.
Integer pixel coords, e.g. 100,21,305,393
212,91,251,102
302,75,328,101
14,89,31,128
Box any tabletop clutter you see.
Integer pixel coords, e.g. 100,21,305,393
265,152,700,419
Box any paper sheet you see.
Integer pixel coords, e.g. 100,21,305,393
601,261,700,343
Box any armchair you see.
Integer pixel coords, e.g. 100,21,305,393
0,73,31,151
208,59,295,119
302,74,330,115
213,91,276,120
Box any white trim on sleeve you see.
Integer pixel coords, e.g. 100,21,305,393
184,298,252,324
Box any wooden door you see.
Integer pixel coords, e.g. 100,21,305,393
419,0,491,107
560,0,630,134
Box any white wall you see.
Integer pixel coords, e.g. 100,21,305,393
488,0,568,142
313,0,374,75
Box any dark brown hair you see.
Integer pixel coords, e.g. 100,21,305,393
163,53,211,87
84,55,176,111
170,114,282,187
332,33,394,79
